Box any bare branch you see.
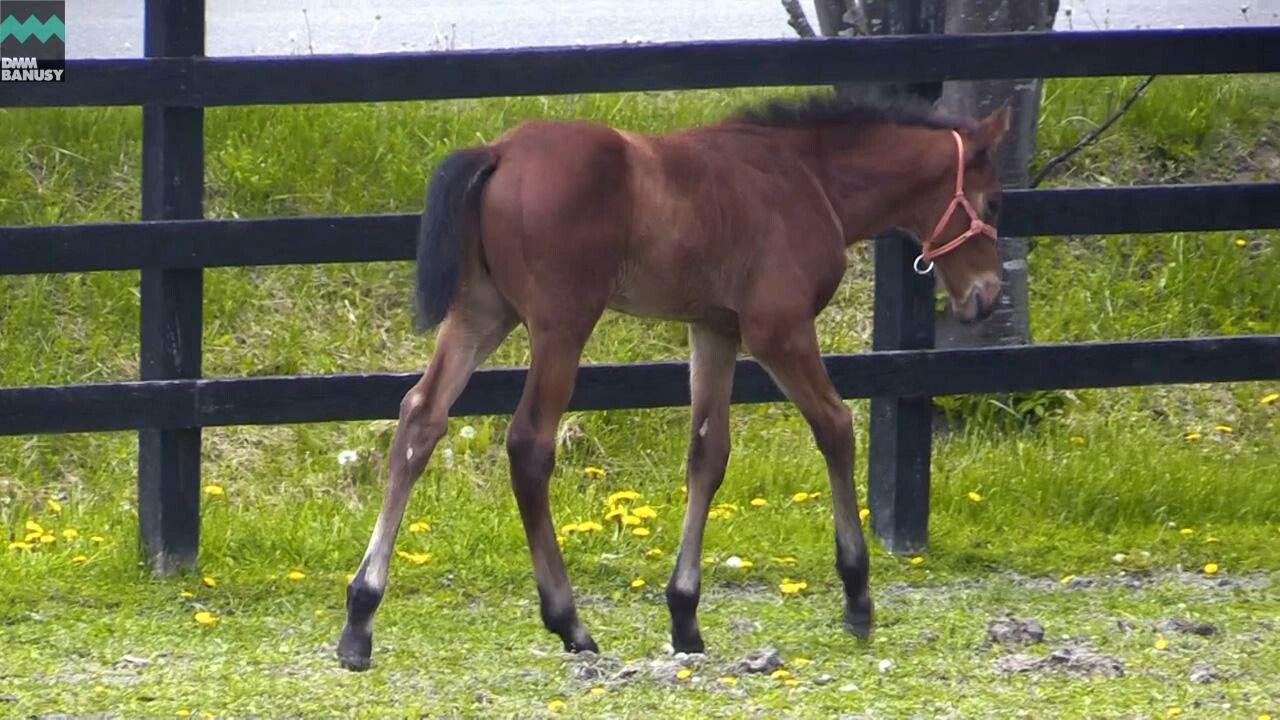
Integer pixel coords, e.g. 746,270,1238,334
781,0,818,37
1030,75,1156,188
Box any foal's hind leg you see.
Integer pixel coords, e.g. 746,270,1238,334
338,299,514,671
743,316,873,639
507,321,602,653
667,324,737,653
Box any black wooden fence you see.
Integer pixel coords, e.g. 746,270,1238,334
2,1,1278,571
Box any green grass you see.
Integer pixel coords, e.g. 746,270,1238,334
1,76,1279,717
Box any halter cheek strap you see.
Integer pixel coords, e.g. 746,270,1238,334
913,130,998,275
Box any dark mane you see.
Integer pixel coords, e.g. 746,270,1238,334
727,93,976,131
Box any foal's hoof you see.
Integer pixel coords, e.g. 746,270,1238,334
843,598,874,641
671,630,706,655
563,635,600,654
337,625,373,672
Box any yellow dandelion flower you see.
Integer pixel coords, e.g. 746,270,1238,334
47,499,63,514
607,490,639,505
909,556,924,566
193,611,218,626
779,578,808,595
1069,436,1086,445
202,576,217,588
39,534,55,544
859,508,870,524
750,497,768,507
314,609,326,617
202,484,225,497
180,591,195,598
561,522,581,535
588,686,606,696
631,505,658,520
1059,574,1075,585
90,535,106,544
630,578,646,589
604,505,625,521
738,559,753,569
8,541,33,551
1261,392,1279,406
1234,238,1248,248
547,699,566,713
408,521,430,533
646,548,664,557
719,676,738,686
967,491,983,502
1179,528,1195,537
1215,424,1234,434
1258,714,1272,720
771,555,798,565
62,528,79,540
715,502,739,512
1167,707,1181,718
621,514,642,527
1184,431,1202,442
395,551,430,566
178,709,191,717
792,491,817,503
72,553,88,563
584,466,606,479
1154,635,1169,650
707,508,732,520
1203,562,1219,575
286,569,308,580
792,657,812,668
1204,536,1220,544
676,668,693,681
577,521,603,533
784,678,800,687
631,527,651,537
770,669,791,680
25,520,43,534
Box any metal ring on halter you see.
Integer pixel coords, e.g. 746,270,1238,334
913,253,934,275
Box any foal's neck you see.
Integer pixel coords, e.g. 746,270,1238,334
801,124,946,245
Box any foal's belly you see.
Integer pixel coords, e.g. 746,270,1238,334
606,260,738,333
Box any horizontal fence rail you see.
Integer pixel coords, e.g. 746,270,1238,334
2,335,1277,436
4,182,1279,275
2,27,1279,109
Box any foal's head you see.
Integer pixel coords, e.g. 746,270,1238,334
901,106,1011,323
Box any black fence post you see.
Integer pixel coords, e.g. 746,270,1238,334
867,0,943,555
138,0,205,575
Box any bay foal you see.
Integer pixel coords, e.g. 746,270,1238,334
338,95,1009,670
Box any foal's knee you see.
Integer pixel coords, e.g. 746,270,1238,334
506,419,555,490
810,401,853,458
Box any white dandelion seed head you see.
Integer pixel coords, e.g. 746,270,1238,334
459,425,477,440
724,555,745,569
441,448,455,468
337,450,359,466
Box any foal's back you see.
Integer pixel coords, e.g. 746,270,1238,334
478,119,846,330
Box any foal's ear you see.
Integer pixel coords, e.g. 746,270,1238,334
972,103,1012,152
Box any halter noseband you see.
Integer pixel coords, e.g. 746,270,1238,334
913,130,998,275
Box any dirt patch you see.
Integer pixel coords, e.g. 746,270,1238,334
986,617,1045,646
731,647,784,675
1188,662,1223,684
566,650,707,687
994,644,1125,678
1153,618,1218,637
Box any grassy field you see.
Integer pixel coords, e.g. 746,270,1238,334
1,75,1279,718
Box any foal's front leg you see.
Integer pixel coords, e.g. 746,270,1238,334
666,325,737,653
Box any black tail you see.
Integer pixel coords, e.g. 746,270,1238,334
414,147,499,332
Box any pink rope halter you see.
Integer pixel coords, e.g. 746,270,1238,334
913,130,998,275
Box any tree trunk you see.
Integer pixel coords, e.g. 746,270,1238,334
933,0,1055,349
